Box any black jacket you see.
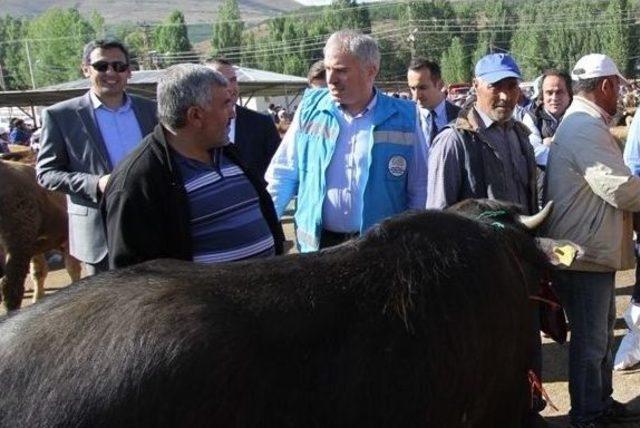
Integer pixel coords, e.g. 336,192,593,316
102,124,285,269
234,105,281,180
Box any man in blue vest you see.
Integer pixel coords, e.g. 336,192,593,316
265,30,428,252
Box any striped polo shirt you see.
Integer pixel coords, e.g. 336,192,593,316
173,148,275,264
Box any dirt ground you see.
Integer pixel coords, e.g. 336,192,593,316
541,269,640,428
5,218,640,427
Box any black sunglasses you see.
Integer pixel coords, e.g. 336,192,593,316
90,61,129,73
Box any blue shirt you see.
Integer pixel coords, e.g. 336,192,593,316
321,95,378,232
624,108,640,176
174,148,275,263
91,92,143,168
9,127,30,145
418,98,449,147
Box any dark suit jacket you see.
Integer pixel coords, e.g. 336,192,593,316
234,105,281,180
36,91,157,263
444,100,462,124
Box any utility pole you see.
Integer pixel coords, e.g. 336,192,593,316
0,64,6,91
25,40,37,89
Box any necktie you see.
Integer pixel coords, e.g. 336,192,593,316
429,111,438,144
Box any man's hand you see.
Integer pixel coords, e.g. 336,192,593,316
542,137,554,147
98,174,111,193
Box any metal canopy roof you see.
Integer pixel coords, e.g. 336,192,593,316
0,66,308,108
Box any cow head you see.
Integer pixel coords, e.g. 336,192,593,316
448,198,582,267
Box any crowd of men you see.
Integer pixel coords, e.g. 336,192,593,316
23,30,640,428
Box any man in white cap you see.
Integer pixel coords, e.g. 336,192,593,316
541,54,640,428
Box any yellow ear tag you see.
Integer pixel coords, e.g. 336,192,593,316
553,245,577,267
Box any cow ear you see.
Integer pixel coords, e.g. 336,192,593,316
535,238,583,267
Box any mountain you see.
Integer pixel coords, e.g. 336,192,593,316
0,0,303,24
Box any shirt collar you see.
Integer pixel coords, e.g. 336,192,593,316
573,95,613,124
474,106,495,128
432,98,447,117
473,105,514,130
90,91,131,112
418,98,446,118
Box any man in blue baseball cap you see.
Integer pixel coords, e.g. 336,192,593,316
426,52,537,214
426,53,545,426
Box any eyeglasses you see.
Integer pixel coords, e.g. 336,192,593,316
90,61,129,73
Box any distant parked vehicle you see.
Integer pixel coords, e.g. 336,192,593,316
447,83,471,107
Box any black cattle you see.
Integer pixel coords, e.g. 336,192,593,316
0,200,551,428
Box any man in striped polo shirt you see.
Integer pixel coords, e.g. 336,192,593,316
103,64,284,269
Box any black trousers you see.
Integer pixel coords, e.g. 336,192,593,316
319,229,359,249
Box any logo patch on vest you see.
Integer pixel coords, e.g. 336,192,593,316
388,155,407,177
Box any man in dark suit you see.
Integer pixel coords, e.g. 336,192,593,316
407,57,461,147
205,58,281,180
36,39,157,275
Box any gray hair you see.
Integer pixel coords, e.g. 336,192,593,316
157,64,228,130
572,76,604,95
323,30,380,69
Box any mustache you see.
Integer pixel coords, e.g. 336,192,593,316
494,101,512,108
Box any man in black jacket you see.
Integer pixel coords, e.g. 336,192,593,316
103,64,284,269
205,58,281,180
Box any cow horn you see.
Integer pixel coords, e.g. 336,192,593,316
518,201,553,230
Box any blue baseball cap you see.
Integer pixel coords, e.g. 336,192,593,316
474,53,522,84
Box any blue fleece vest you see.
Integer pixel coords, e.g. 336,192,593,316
294,88,419,252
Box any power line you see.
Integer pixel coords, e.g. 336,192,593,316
1,1,639,46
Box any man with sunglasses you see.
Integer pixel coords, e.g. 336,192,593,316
36,39,157,275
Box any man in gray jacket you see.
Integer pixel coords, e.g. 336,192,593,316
36,39,157,275
541,54,640,428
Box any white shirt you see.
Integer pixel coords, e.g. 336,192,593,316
227,106,237,143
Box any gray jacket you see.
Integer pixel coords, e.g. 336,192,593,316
426,105,538,214
541,96,640,272
36,91,157,263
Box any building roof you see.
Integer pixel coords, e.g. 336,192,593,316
0,66,308,107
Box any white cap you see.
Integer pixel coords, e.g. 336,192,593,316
571,53,627,84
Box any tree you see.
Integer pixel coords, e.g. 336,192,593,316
440,36,470,83
0,16,30,89
509,4,545,79
26,8,95,87
480,0,513,52
212,0,244,58
377,38,411,81
404,0,456,61
472,33,490,66
601,0,629,75
89,10,105,39
154,10,192,63
323,0,371,33
113,22,155,69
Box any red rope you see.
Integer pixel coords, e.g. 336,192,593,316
528,370,558,412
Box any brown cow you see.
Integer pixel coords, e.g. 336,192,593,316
0,160,81,311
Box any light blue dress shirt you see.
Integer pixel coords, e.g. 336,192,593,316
321,95,378,232
91,92,143,168
418,98,448,148
266,91,428,232
624,108,640,176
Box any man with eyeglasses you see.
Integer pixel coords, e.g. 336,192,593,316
36,39,157,275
